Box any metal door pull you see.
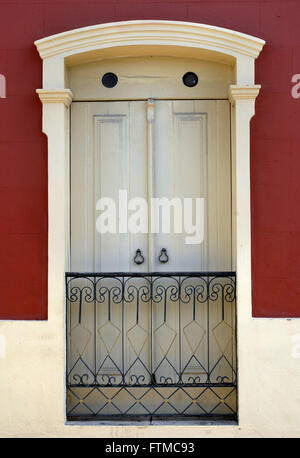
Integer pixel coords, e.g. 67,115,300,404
159,248,169,263
134,249,145,264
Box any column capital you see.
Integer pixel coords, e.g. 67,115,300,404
228,84,261,104
36,89,73,107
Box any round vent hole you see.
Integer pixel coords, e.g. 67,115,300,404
182,72,198,87
102,72,118,88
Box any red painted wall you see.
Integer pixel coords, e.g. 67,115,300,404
0,0,299,319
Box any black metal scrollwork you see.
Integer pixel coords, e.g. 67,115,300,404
66,271,237,420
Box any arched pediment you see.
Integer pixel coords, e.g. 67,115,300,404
35,20,264,60
35,20,265,88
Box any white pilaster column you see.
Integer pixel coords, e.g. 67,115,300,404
228,84,260,425
36,89,73,325
229,85,260,316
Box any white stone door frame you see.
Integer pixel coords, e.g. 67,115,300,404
35,20,265,424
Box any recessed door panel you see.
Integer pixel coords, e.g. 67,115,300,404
71,101,148,272
152,100,231,272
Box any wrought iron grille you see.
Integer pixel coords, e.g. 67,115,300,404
66,272,237,421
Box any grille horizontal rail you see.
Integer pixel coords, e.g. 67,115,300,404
66,272,237,420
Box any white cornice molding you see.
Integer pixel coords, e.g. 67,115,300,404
36,89,73,107
34,20,265,61
228,85,261,104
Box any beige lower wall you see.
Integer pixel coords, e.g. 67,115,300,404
0,316,299,437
